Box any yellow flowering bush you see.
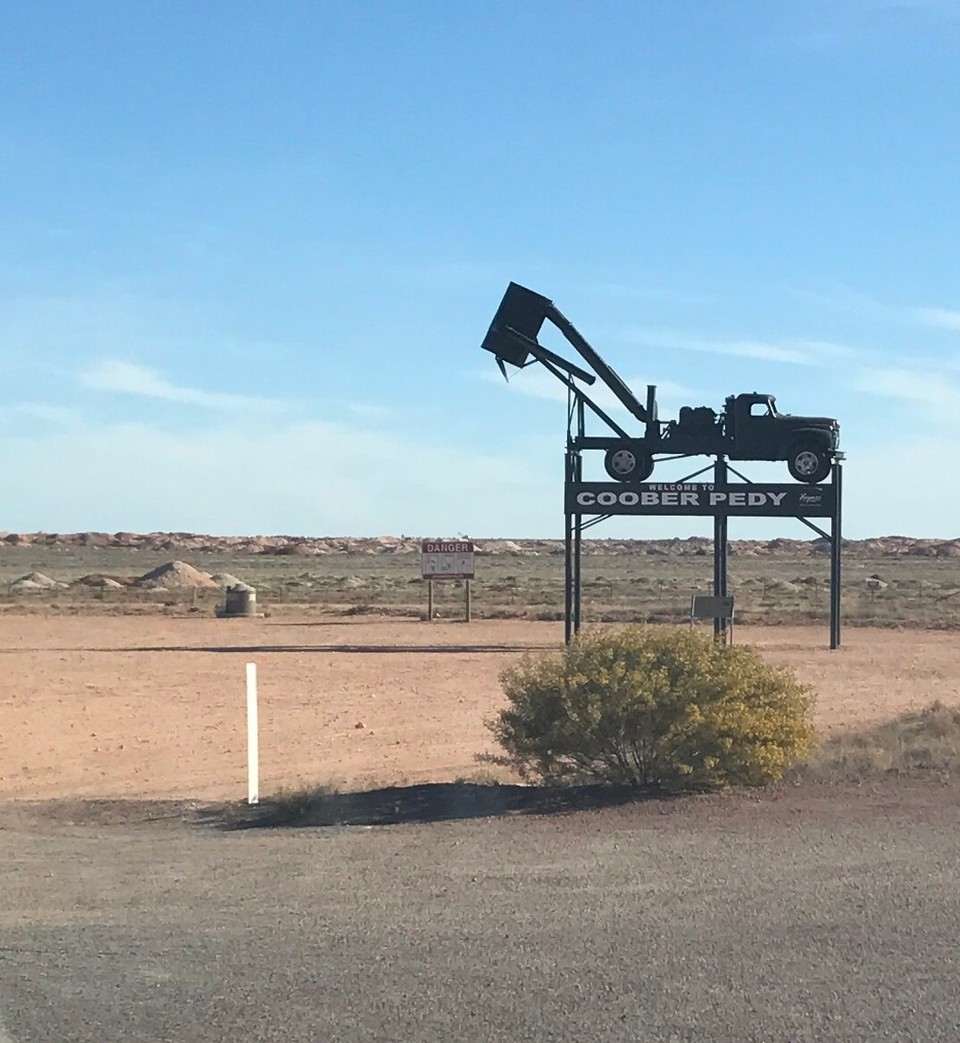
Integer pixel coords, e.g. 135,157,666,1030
487,626,816,790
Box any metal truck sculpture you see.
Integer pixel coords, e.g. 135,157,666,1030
482,282,840,484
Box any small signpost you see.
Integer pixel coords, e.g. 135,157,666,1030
421,540,475,621
691,594,735,645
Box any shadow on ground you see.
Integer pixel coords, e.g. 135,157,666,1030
206,781,659,830
23,644,557,655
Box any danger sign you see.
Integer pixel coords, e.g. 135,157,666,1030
421,540,475,580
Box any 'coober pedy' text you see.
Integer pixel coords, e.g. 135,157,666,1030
575,489,788,508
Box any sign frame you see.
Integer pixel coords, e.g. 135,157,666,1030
421,540,475,581
420,539,475,623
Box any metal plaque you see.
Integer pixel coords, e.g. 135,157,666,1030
691,595,735,620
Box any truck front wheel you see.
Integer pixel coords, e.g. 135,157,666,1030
787,444,831,484
603,444,654,483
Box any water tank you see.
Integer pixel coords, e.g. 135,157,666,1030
218,584,258,618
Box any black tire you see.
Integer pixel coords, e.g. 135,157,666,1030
787,444,831,484
603,443,654,483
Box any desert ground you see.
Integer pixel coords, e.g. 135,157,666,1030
4,531,960,801
3,613,960,802
5,535,960,1043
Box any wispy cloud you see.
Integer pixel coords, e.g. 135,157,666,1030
589,281,717,306
784,0,960,53
347,401,392,419
615,328,867,368
872,0,960,20
855,366,960,410
786,287,960,337
0,402,78,425
915,307,960,331
79,360,286,412
391,260,502,292
716,340,815,365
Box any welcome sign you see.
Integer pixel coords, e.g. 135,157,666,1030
566,483,836,517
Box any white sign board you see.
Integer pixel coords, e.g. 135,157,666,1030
421,540,475,581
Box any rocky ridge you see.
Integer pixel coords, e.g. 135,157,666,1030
1,531,958,558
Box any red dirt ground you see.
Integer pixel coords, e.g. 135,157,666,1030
2,615,957,801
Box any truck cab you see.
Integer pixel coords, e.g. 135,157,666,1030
725,393,839,481
725,393,780,460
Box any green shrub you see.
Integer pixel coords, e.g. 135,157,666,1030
485,626,816,790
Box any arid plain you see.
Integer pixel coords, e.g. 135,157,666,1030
4,532,960,801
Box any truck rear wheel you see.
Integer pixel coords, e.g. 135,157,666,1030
787,444,831,484
604,444,654,483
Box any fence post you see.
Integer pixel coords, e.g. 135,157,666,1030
246,663,259,805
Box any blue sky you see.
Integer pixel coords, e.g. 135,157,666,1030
3,0,960,538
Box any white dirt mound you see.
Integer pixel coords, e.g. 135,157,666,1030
765,579,801,594
73,575,127,592
76,576,125,590
134,561,218,589
210,573,252,590
11,572,65,591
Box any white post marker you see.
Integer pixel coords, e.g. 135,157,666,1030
246,662,259,804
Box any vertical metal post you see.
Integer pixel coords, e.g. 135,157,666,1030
830,461,843,649
564,449,575,644
465,580,472,623
427,580,434,621
573,451,583,636
713,456,728,643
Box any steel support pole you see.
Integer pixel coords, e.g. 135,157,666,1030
713,456,729,643
573,452,583,637
563,448,585,643
564,450,575,645
830,461,843,649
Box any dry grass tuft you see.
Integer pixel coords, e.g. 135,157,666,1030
793,702,960,783
254,784,341,826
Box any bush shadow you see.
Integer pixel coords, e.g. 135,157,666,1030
205,781,664,831
67,644,556,654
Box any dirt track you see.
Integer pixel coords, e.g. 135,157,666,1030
2,616,959,801
3,783,960,1043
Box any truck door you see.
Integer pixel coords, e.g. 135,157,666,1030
730,398,778,460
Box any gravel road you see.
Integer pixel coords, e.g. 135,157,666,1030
2,781,959,1042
